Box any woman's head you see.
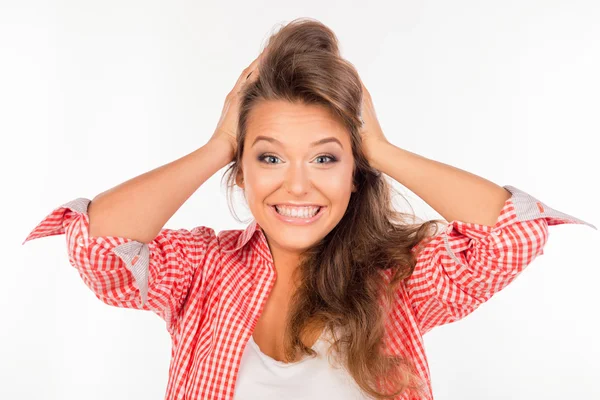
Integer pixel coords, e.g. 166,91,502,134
225,17,373,256
223,17,438,399
235,99,358,257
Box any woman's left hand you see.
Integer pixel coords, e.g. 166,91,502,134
358,77,389,166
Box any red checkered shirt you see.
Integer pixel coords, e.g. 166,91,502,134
22,185,596,399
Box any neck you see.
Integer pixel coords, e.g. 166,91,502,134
266,238,302,291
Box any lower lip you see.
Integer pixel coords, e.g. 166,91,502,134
270,205,326,225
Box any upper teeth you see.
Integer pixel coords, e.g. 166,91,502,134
275,205,320,218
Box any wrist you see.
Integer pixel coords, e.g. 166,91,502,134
205,138,235,166
365,139,391,171
207,137,235,160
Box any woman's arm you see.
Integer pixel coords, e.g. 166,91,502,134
368,140,511,226
88,139,232,243
358,78,595,337
358,78,510,226
87,50,264,244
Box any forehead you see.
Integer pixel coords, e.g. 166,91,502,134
246,100,350,147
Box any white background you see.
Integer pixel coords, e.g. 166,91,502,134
2,1,599,399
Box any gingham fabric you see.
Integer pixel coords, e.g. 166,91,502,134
22,185,596,399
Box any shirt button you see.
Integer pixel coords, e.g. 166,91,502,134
77,236,84,246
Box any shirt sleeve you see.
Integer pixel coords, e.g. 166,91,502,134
22,197,216,334
404,185,597,336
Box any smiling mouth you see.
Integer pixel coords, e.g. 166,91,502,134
269,205,326,224
273,205,321,218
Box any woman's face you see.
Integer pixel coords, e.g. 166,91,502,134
238,100,356,258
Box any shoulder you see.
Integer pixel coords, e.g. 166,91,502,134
165,225,250,253
173,223,258,256
216,227,244,240
216,227,249,253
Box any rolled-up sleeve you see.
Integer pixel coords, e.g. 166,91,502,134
405,185,597,335
23,198,216,334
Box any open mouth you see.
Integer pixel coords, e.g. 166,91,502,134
270,205,326,225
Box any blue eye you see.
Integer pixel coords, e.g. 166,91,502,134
315,155,337,164
258,154,281,164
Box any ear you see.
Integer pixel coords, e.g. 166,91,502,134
235,169,245,189
351,183,357,193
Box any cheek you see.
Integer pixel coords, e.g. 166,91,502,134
314,166,354,201
242,165,279,202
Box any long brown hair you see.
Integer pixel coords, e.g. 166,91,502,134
222,18,444,399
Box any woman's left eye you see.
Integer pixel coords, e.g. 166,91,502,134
258,154,281,164
314,155,337,164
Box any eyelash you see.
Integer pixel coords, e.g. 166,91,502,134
258,153,338,165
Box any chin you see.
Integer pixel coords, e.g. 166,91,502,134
256,204,339,250
262,222,329,253
271,226,326,249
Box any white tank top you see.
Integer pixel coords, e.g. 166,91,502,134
233,329,371,399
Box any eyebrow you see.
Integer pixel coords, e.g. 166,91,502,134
251,135,344,149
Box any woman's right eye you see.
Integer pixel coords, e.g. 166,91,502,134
258,154,281,164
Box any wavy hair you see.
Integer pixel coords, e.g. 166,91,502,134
222,18,444,399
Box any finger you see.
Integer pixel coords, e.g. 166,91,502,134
247,52,264,80
361,81,369,97
243,49,264,76
235,54,262,88
238,69,258,91
242,60,263,87
357,75,370,96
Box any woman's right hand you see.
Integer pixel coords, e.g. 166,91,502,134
210,50,264,159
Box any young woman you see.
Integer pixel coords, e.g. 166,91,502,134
23,18,595,400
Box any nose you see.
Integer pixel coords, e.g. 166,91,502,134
283,161,311,196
